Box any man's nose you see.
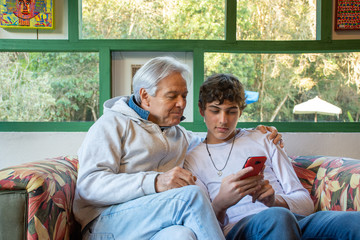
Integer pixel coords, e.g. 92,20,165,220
176,96,186,108
219,111,227,124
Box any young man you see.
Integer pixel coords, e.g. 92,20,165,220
184,73,360,239
74,57,282,240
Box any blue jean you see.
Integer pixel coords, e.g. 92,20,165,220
226,207,360,240
82,185,225,240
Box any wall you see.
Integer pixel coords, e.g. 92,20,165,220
1,0,360,169
1,132,360,169
0,132,85,168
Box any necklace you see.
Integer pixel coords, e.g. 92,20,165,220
205,133,236,177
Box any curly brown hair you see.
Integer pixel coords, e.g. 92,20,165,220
199,73,247,111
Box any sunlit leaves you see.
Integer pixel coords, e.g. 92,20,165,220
0,52,99,122
205,52,360,122
237,0,316,40
81,0,225,39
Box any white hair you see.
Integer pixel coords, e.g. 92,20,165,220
133,56,191,103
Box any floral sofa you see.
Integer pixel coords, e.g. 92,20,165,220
0,156,81,240
0,155,360,240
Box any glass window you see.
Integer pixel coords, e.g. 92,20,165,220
237,0,317,40
205,52,360,122
0,52,99,122
81,0,225,40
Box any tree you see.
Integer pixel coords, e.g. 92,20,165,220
0,52,99,122
81,0,224,39
3,0,359,123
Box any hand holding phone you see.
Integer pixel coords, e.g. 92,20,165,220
240,156,266,180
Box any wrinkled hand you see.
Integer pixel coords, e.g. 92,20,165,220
155,166,196,192
250,179,275,207
256,125,284,148
212,167,263,211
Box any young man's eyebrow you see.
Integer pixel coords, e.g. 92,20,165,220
208,104,238,110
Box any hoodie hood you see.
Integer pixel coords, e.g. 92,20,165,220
103,96,142,120
103,96,124,111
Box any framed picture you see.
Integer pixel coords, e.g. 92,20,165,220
335,0,360,31
131,64,142,93
0,0,54,29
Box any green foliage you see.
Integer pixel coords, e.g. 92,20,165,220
205,52,360,122
205,0,360,122
347,111,355,122
2,0,359,123
81,0,225,39
0,52,99,122
237,0,316,40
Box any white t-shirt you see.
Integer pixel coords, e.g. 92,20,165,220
184,129,314,234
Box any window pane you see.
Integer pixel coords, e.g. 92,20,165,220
0,52,99,122
237,0,316,40
205,52,360,122
81,0,225,40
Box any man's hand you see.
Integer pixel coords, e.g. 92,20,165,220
256,125,284,148
212,167,262,223
251,181,290,209
155,166,196,192
250,179,275,207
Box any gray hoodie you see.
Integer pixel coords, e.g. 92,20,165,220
73,96,201,229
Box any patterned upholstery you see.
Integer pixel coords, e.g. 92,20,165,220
289,156,360,212
0,156,79,240
0,155,359,239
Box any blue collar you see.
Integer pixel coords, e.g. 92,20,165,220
128,95,150,120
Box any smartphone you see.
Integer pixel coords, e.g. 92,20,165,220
240,156,267,180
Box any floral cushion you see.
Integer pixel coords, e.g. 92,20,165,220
312,157,360,212
289,156,328,196
290,155,360,212
0,156,79,240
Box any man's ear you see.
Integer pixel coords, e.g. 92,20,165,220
139,88,150,108
198,102,205,117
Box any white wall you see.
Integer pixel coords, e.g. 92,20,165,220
283,133,360,159
1,132,359,169
0,132,85,169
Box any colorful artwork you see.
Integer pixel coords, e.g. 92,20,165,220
335,0,360,31
0,0,53,29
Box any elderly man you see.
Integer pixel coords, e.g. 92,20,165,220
74,56,281,240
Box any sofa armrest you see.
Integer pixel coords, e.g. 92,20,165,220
0,156,79,240
0,190,27,240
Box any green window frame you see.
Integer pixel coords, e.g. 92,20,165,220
0,0,359,132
